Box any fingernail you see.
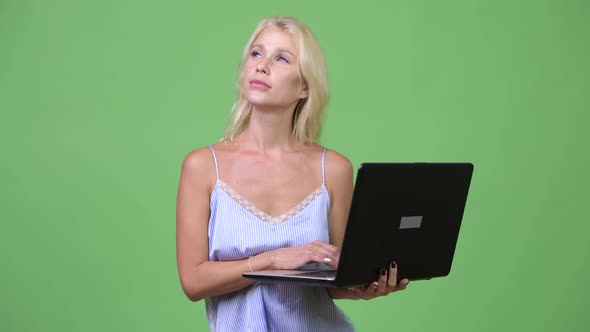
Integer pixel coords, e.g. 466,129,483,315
372,283,378,288
390,261,397,269
381,268,386,276
324,257,332,262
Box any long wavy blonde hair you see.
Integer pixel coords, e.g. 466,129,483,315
223,16,329,145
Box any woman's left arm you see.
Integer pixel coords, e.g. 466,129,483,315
325,151,409,300
324,150,353,251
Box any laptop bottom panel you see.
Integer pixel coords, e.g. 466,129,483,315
243,271,337,287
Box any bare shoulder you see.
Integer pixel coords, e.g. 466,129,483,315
326,150,352,174
324,149,353,191
182,146,214,171
180,146,217,190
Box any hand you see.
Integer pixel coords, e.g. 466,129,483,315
266,241,340,270
346,262,409,300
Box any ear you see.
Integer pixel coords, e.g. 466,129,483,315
297,82,309,99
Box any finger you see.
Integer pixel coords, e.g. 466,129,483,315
330,253,340,267
386,261,398,291
324,258,338,269
361,282,379,300
376,268,388,294
397,278,410,291
305,250,338,269
311,241,340,258
309,242,340,265
314,241,341,258
308,250,329,264
308,242,332,258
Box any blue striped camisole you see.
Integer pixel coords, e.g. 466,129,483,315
204,145,354,332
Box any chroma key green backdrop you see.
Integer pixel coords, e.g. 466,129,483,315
1,0,588,331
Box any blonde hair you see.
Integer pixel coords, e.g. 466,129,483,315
223,16,329,145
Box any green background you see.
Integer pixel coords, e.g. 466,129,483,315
1,0,588,331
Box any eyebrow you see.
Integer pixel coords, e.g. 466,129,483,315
251,44,296,58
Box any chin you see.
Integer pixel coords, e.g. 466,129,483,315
243,91,296,110
244,96,266,107
244,93,273,107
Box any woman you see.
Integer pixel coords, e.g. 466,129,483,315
176,16,409,331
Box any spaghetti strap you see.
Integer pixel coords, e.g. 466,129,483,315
208,145,220,180
321,147,327,186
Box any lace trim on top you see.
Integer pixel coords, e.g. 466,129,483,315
217,180,325,225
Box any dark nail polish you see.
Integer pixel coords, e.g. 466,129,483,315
381,268,386,276
390,261,397,269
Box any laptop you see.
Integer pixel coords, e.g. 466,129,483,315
243,162,474,288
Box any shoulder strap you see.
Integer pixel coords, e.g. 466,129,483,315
321,147,327,186
208,145,220,180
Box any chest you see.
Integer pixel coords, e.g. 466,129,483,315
219,155,323,218
208,185,330,260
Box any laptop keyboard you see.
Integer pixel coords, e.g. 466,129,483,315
294,270,336,279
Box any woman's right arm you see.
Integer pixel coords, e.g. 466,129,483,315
176,148,263,301
176,148,340,302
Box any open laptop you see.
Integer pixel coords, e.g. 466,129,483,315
243,162,474,287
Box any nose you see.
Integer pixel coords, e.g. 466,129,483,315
256,58,270,74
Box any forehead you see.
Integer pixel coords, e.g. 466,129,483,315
252,27,297,54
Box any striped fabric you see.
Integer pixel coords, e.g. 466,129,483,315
205,145,354,332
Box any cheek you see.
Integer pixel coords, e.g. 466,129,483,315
243,60,255,73
278,71,303,92
241,61,254,77
240,67,252,91
240,73,248,89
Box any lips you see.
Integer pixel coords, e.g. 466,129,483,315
249,79,271,89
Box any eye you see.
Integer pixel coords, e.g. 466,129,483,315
277,56,289,63
250,50,261,57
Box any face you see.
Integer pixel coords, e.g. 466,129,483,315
241,28,308,110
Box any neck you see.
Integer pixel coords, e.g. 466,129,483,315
240,104,297,152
